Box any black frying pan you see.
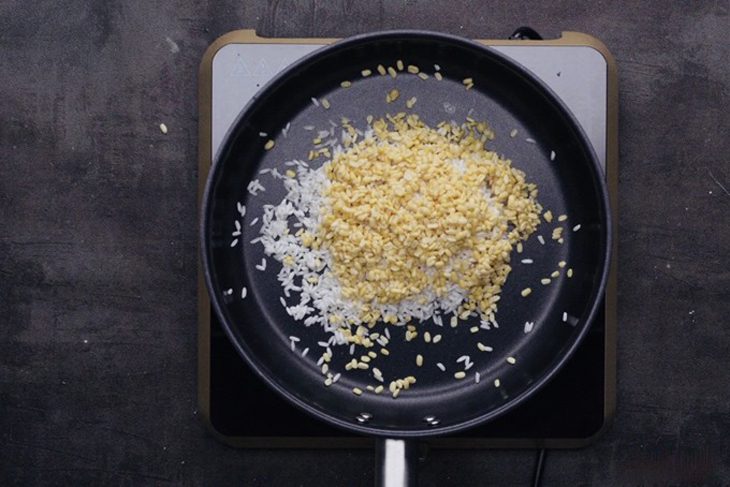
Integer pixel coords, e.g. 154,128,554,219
201,30,611,485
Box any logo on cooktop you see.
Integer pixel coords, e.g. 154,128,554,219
231,56,288,78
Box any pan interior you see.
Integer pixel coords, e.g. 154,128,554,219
203,32,609,436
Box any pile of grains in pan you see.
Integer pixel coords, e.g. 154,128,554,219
256,112,542,347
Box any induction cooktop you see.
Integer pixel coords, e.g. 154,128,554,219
197,28,618,449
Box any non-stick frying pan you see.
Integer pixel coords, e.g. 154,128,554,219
201,30,611,485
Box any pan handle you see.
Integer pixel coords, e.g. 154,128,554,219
375,438,418,487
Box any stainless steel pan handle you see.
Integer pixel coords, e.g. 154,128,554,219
375,438,418,487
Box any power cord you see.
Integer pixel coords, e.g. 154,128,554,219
532,448,547,487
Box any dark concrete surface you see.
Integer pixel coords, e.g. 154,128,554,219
1,1,729,485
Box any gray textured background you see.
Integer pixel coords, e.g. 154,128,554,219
1,1,729,485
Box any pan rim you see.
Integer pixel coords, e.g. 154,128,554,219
200,29,612,438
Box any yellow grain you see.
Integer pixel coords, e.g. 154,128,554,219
316,114,541,325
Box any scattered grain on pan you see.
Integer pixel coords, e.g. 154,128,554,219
524,321,534,333
321,363,329,375
264,139,275,150
558,260,566,268
567,268,574,278
470,326,479,333
416,354,423,367
240,286,247,299
230,238,238,248
255,257,267,271
418,72,429,80
434,63,441,71
424,331,431,343
258,131,267,138
521,259,533,264
340,81,352,88
223,288,233,296
432,334,442,344
321,98,331,109
406,96,417,109
434,72,443,81
396,59,404,71
450,316,458,328
385,88,400,103
477,342,493,352
311,97,320,107
541,278,551,285
247,179,265,195
516,242,523,253
324,377,333,386
494,378,501,387
506,356,516,365
573,224,582,232
537,235,545,245
380,348,390,356
475,372,481,383
510,129,518,138
236,202,246,217
551,270,560,278
352,387,363,396
454,371,466,380
250,217,259,226
374,385,384,394
521,287,532,297
558,214,568,222
303,125,315,131
407,64,420,74
377,64,386,75
562,311,568,322
525,137,536,144
462,77,473,85
361,68,372,77
550,150,556,161
456,355,469,364
388,66,397,78
159,123,168,134
544,210,553,222
436,362,446,372
384,328,391,339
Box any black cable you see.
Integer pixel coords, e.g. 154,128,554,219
532,448,547,487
